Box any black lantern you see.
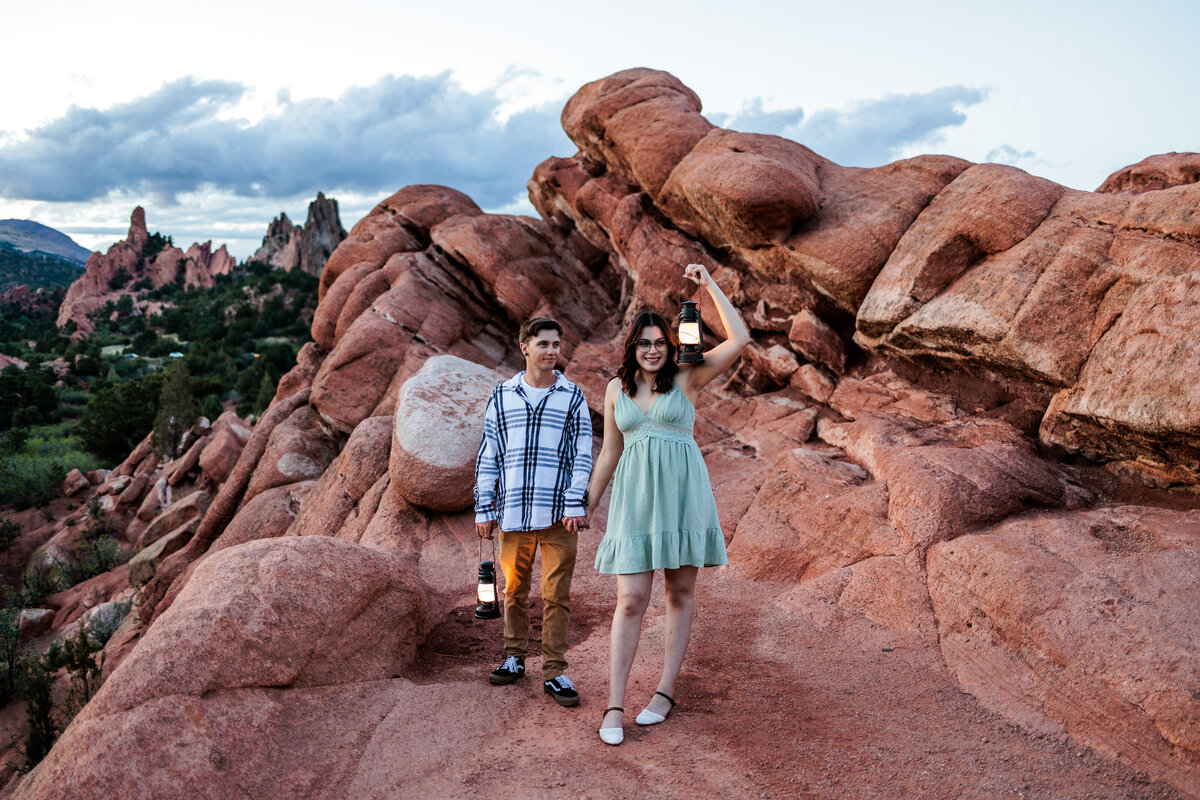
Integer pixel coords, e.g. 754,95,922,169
678,300,704,364
475,559,501,620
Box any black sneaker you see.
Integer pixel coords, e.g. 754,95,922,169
543,674,580,706
489,656,525,685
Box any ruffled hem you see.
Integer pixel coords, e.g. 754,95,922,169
593,527,728,574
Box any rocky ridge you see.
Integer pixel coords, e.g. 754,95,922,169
6,69,1198,799
251,192,347,276
56,208,236,336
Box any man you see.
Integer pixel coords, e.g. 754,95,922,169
475,317,592,706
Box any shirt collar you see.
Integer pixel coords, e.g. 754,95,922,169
506,370,566,394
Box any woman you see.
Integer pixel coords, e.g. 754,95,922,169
588,262,751,745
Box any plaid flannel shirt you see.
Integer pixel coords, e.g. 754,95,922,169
474,371,592,531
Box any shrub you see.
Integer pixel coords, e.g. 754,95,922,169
106,266,131,291
0,605,22,707
0,518,19,551
58,536,126,588
0,454,67,508
21,560,62,606
51,625,104,722
19,657,57,769
86,598,131,648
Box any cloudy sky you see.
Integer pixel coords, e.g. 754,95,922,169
1,0,1196,259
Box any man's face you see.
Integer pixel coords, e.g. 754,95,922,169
521,329,561,371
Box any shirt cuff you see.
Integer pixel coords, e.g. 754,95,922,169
475,509,497,524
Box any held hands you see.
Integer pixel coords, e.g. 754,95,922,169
684,263,712,287
562,515,588,534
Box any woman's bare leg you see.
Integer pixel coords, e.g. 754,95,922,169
603,571,653,729
645,565,698,716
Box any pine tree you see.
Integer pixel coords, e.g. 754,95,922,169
152,360,199,460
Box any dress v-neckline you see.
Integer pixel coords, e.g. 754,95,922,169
624,384,673,417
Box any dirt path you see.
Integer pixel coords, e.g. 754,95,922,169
404,531,1184,800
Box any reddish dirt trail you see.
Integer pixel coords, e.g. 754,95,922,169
405,531,1184,800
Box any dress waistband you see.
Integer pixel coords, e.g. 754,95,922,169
623,418,695,449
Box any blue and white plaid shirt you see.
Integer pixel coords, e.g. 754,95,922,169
474,371,592,531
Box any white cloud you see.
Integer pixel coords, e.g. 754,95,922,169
712,86,989,166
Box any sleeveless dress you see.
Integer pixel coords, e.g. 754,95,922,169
594,384,727,574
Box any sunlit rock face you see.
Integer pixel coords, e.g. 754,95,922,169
15,69,1199,800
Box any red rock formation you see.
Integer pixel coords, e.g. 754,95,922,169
56,207,237,336
11,70,1200,800
1097,151,1200,196
251,192,347,276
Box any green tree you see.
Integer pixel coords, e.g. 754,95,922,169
152,360,199,459
0,603,22,706
19,658,58,769
78,371,163,462
254,373,276,413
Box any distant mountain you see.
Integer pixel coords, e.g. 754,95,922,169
0,241,85,292
0,219,93,264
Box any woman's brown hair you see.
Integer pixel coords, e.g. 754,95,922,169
617,311,679,397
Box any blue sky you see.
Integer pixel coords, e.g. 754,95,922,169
1,0,1196,258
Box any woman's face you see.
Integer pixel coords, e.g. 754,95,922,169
634,325,669,374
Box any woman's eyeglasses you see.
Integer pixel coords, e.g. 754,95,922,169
635,339,669,352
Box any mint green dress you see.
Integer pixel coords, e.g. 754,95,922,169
594,384,727,574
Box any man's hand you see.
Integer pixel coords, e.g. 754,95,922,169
562,515,587,534
476,520,496,539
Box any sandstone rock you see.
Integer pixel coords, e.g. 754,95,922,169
56,207,240,337
103,474,131,496
927,505,1200,790
288,416,392,537
138,389,312,624
1039,270,1200,473
243,406,340,503
858,164,1066,339
114,435,155,477
17,608,54,641
136,491,210,551
790,363,835,404
164,432,212,486
210,481,314,554
1097,151,1200,196
62,469,89,497
389,356,506,512
44,565,130,629
789,309,847,375
562,68,713,199
86,469,108,485
317,184,479,311
136,477,171,522
659,129,823,248
128,518,197,586
198,427,245,486
16,537,428,800
115,471,152,508
730,448,902,583
252,192,348,276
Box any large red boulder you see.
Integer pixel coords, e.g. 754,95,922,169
13,537,429,800
927,505,1200,791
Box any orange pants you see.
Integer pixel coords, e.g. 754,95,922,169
498,522,577,680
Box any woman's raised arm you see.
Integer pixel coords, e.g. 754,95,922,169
678,263,751,396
